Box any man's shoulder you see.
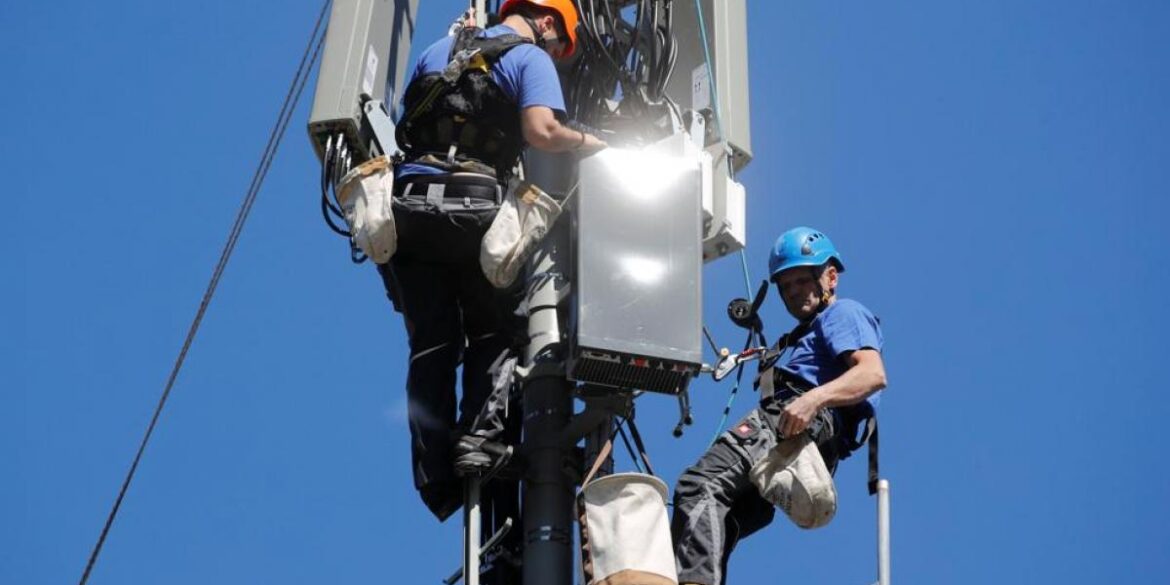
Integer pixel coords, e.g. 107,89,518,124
425,33,455,54
816,298,884,354
827,298,872,313
415,35,456,73
820,298,879,325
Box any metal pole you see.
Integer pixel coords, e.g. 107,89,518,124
463,478,482,585
877,479,891,585
474,0,487,27
521,229,575,585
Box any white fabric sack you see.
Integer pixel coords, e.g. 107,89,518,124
480,181,562,288
337,156,397,264
579,473,679,585
749,434,838,529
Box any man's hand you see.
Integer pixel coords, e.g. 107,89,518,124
521,107,608,153
577,132,608,154
779,392,823,438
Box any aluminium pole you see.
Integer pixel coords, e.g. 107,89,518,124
463,478,482,585
520,226,575,585
466,6,494,585
877,479,891,585
474,0,487,27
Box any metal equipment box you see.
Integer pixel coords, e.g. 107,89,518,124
568,135,704,394
307,0,419,161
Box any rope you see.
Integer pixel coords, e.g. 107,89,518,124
693,0,725,142
77,2,332,583
707,330,754,446
738,248,753,297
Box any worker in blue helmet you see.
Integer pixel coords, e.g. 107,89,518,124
671,227,888,585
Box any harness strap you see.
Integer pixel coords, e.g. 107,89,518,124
582,437,614,487
866,417,879,495
401,29,530,127
425,183,446,209
758,322,812,373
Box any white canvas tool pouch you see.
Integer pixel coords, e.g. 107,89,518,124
577,441,679,585
749,433,838,529
337,155,397,264
480,180,562,288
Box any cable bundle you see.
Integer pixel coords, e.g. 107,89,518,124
566,0,678,144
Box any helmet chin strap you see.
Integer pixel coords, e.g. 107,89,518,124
806,265,834,321
814,265,835,315
520,15,547,49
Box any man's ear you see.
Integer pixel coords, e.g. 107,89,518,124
823,265,839,290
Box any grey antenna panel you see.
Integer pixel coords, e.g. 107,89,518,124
665,0,752,172
307,0,419,161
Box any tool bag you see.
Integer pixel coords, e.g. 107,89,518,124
749,361,839,529
748,432,837,529
480,180,562,288
578,439,678,585
336,156,397,264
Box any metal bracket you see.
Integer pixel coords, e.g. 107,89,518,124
361,98,400,158
560,390,634,447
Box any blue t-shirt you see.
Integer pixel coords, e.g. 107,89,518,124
778,298,885,407
397,25,566,178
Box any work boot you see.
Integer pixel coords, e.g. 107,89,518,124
420,482,462,522
453,435,509,477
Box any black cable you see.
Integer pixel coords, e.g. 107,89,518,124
77,2,332,583
624,416,655,477
320,136,353,238
614,418,643,474
702,325,719,356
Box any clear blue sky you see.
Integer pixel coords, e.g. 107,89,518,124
7,1,1170,583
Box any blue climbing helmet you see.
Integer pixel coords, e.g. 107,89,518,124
768,226,845,279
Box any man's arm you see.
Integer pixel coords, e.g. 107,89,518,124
778,349,887,438
521,106,607,153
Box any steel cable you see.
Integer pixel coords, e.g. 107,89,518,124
77,2,332,583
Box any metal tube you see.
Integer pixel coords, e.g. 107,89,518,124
877,479,891,585
464,478,482,585
521,230,575,585
475,0,487,27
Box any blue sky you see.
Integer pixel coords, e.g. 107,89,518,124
7,1,1170,583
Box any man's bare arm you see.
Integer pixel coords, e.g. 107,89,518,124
778,349,887,437
521,106,606,153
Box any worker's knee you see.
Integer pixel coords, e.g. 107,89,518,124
673,466,709,504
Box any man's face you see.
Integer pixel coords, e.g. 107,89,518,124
775,265,836,320
538,15,570,60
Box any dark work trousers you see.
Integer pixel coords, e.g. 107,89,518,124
378,180,523,523
672,406,842,585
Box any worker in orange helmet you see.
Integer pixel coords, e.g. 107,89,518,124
380,0,606,529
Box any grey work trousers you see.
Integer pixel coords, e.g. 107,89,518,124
672,407,841,585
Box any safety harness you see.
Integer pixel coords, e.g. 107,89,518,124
396,26,533,181
755,322,881,495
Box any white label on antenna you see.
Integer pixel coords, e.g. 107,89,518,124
692,65,711,111
363,45,378,97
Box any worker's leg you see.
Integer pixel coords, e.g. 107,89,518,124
453,258,523,468
384,255,465,520
672,409,777,585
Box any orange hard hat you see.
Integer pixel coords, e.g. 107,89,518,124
499,0,580,58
